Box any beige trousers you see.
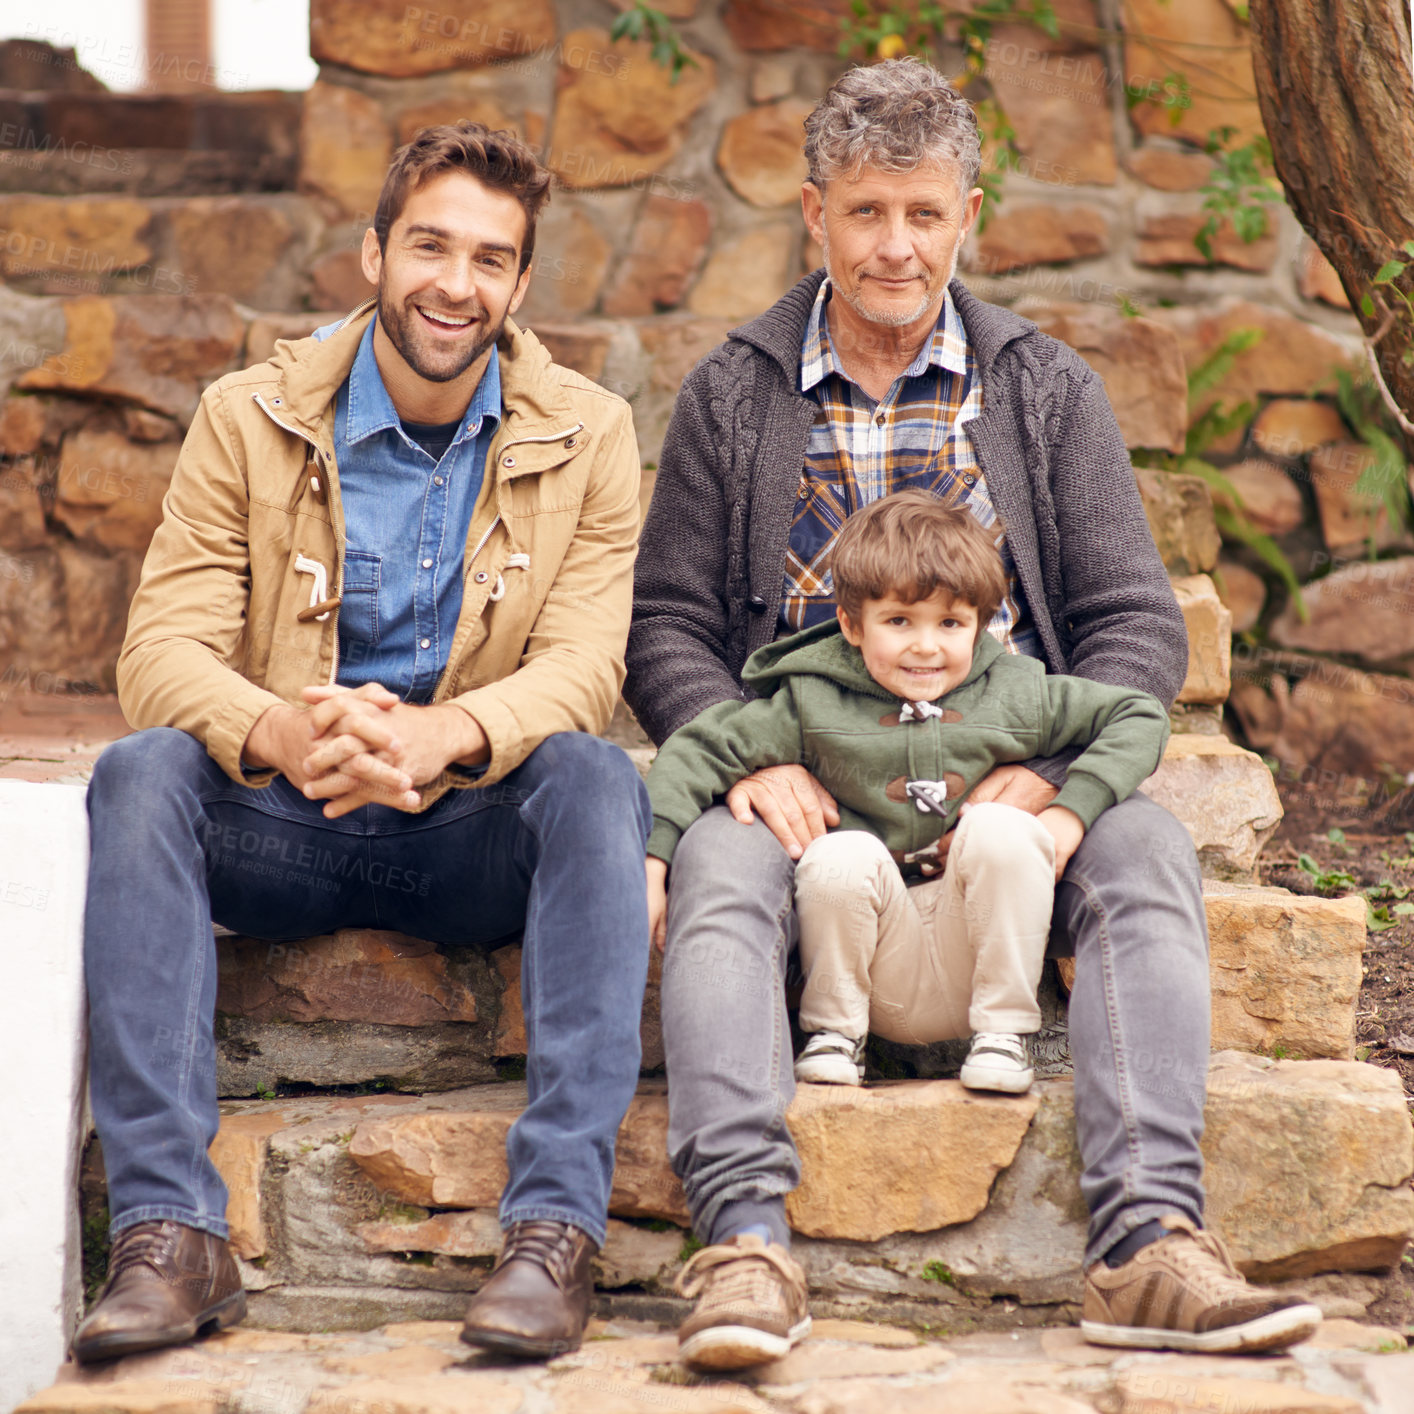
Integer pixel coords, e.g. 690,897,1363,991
794,802,1057,1043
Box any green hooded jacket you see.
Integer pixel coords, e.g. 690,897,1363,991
645,621,1171,876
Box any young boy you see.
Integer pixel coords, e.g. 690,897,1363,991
644,492,1171,1093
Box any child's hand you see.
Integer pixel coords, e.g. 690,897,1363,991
1038,805,1085,881
646,856,669,952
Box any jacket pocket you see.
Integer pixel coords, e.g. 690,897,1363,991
339,549,382,646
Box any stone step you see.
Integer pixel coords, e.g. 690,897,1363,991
167,1055,1414,1335
21,1311,1414,1414
211,881,1366,1098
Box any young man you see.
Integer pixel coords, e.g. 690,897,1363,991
76,123,650,1364
644,495,1170,1118
626,58,1324,1367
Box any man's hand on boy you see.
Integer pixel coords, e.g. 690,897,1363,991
725,764,841,860
936,762,1058,864
646,856,669,952
1038,805,1085,881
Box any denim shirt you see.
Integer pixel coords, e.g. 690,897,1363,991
319,318,502,702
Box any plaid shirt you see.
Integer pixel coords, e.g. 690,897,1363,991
780,281,1039,658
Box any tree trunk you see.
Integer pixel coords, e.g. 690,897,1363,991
1248,0,1414,440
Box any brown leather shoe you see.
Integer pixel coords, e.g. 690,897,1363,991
460,1220,596,1358
71,1220,246,1364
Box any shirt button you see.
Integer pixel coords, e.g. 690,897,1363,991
875,412,885,425
419,638,431,650
963,473,977,486
421,558,433,569
433,475,444,486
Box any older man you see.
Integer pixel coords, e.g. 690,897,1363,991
626,59,1320,1369
76,122,649,1364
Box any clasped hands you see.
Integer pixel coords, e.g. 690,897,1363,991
645,761,1084,951
244,682,489,819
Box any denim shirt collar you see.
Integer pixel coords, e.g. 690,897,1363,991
343,318,502,449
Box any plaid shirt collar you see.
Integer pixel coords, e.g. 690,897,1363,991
799,280,969,394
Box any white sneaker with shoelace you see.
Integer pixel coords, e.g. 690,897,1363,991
959,1031,1034,1093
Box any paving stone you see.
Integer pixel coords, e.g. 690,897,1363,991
1123,0,1263,146
1270,661,1414,778
306,1376,525,1414
1251,399,1347,461
1268,557,1414,668
1136,212,1278,272
1133,467,1221,575
1112,1370,1362,1413
1172,574,1231,705
166,197,297,307
1299,239,1350,309
1126,145,1214,192
687,224,799,321
1142,734,1283,881
754,1342,954,1384
1308,441,1411,557
1204,1052,1414,1280
1216,558,1266,633
972,205,1110,275
245,312,335,367
637,317,734,394
722,0,853,52
19,293,245,422
1021,301,1186,453
1147,300,1358,414
786,1081,1040,1241
545,29,715,191
1202,881,1364,1059
1306,1317,1406,1351
209,1110,291,1259
309,250,376,312
717,100,813,207
602,195,712,317
320,1344,459,1376
808,1319,920,1346
17,1384,222,1414
347,1084,691,1222
0,196,152,283
52,425,177,552
298,82,393,221
217,930,480,1027
309,0,557,77
984,31,1114,186
1214,458,1305,537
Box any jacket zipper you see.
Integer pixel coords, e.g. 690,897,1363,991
253,391,341,686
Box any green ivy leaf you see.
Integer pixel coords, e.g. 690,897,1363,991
1373,259,1406,285
1360,292,1377,319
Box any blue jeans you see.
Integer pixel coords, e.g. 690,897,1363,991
661,792,1209,1264
84,727,651,1249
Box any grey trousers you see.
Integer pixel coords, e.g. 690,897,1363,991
659,791,1210,1266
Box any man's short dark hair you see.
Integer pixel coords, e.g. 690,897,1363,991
373,121,552,274
830,490,1008,633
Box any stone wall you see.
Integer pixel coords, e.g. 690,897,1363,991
0,1,1408,799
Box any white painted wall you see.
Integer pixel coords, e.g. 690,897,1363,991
0,783,89,1410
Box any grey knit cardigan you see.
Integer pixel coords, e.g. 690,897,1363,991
624,271,1187,788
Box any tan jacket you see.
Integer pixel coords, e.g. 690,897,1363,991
117,303,642,804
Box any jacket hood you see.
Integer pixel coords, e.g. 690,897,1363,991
728,272,1044,386
742,619,1006,702
261,300,578,442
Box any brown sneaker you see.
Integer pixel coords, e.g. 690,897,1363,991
460,1220,596,1359
675,1234,810,1370
71,1220,245,1364
1082,1214,1322,1354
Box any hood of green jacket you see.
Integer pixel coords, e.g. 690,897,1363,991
741,619,1006,703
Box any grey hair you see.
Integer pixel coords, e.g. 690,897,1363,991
802,58,981,196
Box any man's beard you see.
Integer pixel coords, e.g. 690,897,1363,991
822,226,962,329
377,288,505,384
